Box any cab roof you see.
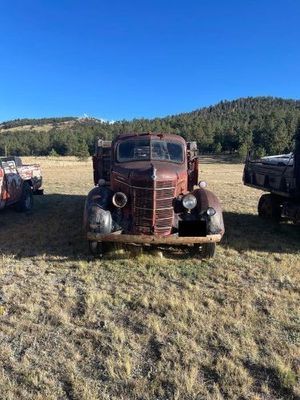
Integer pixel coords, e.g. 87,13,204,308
114,132,186,144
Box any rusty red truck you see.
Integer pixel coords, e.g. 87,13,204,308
84,132,224,257
0,156,43,212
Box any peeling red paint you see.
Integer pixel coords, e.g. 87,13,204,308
0,157,43,210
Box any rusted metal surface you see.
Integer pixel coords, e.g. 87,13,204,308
0,156,43,210
87,232,222,244
108,134,195,236
85,132,224,252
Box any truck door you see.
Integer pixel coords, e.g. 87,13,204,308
2,160,23,205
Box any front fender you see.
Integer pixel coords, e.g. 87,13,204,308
85,186,113,209
83,186,113,233
193,188,225,235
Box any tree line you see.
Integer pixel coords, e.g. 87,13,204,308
0,97,300,159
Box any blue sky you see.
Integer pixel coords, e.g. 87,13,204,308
0,0,299,122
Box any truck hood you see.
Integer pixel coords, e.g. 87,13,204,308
113,160,186,184
113,161,186,186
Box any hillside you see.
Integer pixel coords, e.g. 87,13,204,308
0,97,300,157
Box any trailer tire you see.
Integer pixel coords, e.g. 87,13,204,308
258,194,281,220
16,182,33,212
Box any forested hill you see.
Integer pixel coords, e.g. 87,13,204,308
1,97,300,158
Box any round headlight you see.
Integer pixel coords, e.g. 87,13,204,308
98,178,106,186
199,181,207,188
182,194,197,210
112,192,127,208
207,207,216,216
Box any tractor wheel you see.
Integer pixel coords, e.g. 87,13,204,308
16,182,33,212
258,194,281,220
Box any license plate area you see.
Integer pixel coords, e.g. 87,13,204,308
178,220,207,237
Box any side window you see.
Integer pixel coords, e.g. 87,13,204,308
2,160,17,174
152,142,168,160
118,140,150,161
118,141,135,161
167,143,184,163
133,142,150,159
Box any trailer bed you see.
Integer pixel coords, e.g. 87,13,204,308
243,153,296,198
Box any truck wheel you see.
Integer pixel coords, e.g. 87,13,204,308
201,243,216,258
88,241,104,257
258,194,281,220
16,182,33,212
192,243,216,259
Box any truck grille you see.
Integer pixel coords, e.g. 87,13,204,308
133,181,175,235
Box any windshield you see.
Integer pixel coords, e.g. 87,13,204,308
117,139,184,163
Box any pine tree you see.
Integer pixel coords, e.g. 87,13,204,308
74,141,90,161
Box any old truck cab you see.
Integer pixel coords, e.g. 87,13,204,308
84,132,224,257
0,156,43,212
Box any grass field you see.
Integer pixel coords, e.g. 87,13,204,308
0,157,299,400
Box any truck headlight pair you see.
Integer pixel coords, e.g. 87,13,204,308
182,194,216,216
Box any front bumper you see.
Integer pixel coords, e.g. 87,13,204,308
87,232,222,245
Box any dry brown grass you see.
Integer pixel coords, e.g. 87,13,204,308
0,157,299,400
0,120,77,134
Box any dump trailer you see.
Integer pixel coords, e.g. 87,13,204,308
84,132,224,258
0,156,43,212
243,140,300,222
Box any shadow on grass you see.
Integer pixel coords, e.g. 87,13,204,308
0,194,88,259
0,194,299,260
243,361,300,400
222,211,300,254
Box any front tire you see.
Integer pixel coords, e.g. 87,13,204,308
192,242,216,259
88,241,104,257
201,243,216,258
258,194,281,220
16,182,33,212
